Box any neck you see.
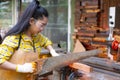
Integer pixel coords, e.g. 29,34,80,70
25,30,32,38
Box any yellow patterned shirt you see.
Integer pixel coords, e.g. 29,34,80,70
0,33,52,64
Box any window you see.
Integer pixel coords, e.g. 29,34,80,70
0,0,13,28
19,0,68,49
39,0,68,49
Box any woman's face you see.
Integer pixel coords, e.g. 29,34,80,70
29,16,48,35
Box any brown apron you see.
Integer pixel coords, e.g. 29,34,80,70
0,49,39,80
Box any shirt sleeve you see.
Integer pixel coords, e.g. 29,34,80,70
0,35,18,64
39,34,52,48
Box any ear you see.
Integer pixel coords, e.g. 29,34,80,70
29,18,35,25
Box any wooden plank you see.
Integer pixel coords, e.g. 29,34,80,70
85,9,100,13
83,13,97,17
76,32,94,37
78,30,96,33
92,37,107,42
82,57,120,73
73,39,86,53
79,6,98,9
69,62,92,73
95,33,109,37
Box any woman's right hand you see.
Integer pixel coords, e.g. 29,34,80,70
16,62,37,73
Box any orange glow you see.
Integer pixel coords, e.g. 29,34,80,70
39,54,51,59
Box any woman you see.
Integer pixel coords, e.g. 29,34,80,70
0,0,59,80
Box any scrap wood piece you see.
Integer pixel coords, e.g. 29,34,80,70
73,39,86,53
76,32,94,37
79,37,92,41
69,62,92,73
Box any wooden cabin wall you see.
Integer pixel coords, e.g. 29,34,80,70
73,0,120,59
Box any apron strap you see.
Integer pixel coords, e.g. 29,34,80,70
16,34,36,52
16,34,22,50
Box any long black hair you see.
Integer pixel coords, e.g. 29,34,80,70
4,0,48,39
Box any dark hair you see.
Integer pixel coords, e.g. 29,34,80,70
0,34,2,44
4,0,48,39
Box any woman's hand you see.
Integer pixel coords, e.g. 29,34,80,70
46,45,59,57
50,49,59,57
16,62,37,73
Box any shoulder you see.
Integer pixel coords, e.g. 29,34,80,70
3,34,20,42
2,34,20,47
35,33,46,39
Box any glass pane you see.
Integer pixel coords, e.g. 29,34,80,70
0,0,12,28
20,0,32,14
39,0,68,49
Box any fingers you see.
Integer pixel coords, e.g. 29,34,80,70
32,62,37,72
50,49,60,57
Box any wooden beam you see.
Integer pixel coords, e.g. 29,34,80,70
93,68,120,78
82,57,120,73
